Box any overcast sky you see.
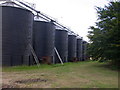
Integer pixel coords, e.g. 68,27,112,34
23,0,109,41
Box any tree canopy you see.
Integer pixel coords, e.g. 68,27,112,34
87,1,120,65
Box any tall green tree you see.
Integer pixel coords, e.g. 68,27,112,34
87,1,120,65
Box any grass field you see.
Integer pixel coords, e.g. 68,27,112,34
2,61,119,88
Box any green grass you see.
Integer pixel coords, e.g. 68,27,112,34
2,61,119,88
2,61,89,72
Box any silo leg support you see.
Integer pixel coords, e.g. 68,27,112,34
29,44,40,67
54,47,64,65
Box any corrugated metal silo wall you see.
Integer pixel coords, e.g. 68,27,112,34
76,38,82,61
0,7,2,67
2,6,34,66
82,41,87,61
84,41,87,60
82,41,84,61
33,21,55,64
68,35,77,62
55,29,68,63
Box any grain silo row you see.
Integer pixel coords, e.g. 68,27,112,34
1,6,88,66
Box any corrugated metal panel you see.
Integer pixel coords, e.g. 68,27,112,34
82,41,87,61
68,35,77,62
2,6,33,66
77,38,82,61
33,21,55,64
0,6,2,66
55,29,68,63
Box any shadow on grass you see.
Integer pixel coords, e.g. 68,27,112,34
92,61,119,71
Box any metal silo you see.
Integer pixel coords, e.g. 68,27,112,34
33,21,55,64
55,29,68,63
2,6,33,66
82,41,87,61
68,35,77,62
76,38,82,61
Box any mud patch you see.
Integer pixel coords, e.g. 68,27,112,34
15,78,47,84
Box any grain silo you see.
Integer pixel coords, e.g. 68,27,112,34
33,21,55,64
76,38,82,61
2,6,34,66
82,41,87,61
55,29,68,63
68,35,77,62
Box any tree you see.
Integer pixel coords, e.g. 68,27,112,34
87,1,120,65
